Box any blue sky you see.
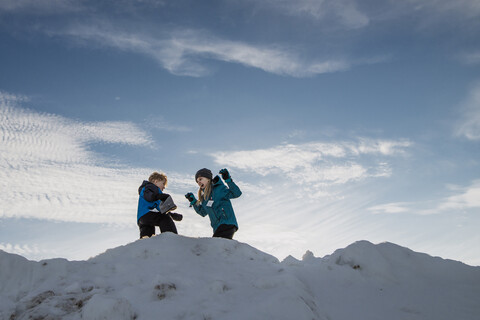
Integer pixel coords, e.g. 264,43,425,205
1,0,479,265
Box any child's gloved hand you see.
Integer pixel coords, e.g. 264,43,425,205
170,213,183,221
185,192,196,203
158,193,170,201
219,168,231,180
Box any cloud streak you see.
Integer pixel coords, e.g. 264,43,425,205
1,93,153,165
435,181,480,212
0,0,82,14
456,51,480,65
145,115,191,133
0,242,46,257
258,0,370,29
210,139,411,188
2,0,480,79
455,82,480,141
0,91,160,223
368,180,480,215
55,25,350,77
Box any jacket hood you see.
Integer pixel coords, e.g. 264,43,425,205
138,180,152,194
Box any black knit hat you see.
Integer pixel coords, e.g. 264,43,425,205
195,168,213,181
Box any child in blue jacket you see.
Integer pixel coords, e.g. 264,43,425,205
185,168,241,239
137,172,182,238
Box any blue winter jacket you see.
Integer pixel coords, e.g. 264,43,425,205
137,180,163,221
192,176,242,232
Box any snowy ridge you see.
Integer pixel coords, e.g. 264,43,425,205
1,234,479,320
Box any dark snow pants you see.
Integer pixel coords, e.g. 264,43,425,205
213,224,237,240
138,211,177,238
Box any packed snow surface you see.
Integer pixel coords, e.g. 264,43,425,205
1,234,479,320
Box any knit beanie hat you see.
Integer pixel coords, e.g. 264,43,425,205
195,168,213,181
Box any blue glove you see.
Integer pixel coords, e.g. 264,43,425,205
185,192,196,204
219,168,231,181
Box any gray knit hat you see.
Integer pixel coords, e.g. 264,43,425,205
195,168,213,181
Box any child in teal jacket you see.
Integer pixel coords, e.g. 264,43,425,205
185,168,241,239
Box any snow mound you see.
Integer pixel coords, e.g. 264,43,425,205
1,235,479,320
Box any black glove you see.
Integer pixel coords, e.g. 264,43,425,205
169,213,183,221
158,193,170,201
185,192,195,203
219,168,231,180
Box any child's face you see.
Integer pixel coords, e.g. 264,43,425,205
153,179,166,191
196,177,209,189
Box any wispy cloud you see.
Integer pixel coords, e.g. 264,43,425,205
1,92,153,165
0,91,161,223
259,0,369,29
253,0,480,31
210,139,411,188
2,0,480,80
54,25,350,77
456,51,480,65
455,82,480,141
3,1,364,78
368,202,411,215
0,242,48,257
368,180,480,215
0,0,82,14
414,0,480,19
79,121,153,146
0,91,29,103
435,181,480,211
145,115,191,133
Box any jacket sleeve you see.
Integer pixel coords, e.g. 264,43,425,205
143,184,169,202
193,203,208,217
224,180,242,199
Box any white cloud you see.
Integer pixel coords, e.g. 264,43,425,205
456,51,480,65
0,242,43,256
0,91,161,223
53,25,350,77
145,115,191,133
413,0,480,19
3,1,480,80
368,202,410,215
79,121,152,146
367,180,480,215
3,1,405,78
257,0,480,31
211,139,410,187
350,138,412,156
259,0,369,29
436,181,480,211
0,91,29,103
0,96,153,166
455,83,480,140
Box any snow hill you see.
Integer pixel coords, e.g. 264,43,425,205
1,234,479,320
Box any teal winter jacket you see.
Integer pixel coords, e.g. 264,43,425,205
192,176,241,232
